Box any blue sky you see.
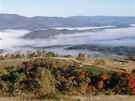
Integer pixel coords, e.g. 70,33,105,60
0,0,135,16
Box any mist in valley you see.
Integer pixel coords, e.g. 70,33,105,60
0,26,135,56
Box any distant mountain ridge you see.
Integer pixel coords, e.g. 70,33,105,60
0,14,135,30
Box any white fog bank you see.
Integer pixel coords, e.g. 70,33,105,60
0,30,30,49
0,27,135,54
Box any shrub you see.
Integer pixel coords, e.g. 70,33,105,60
128,55,135,61
103,73,131,95
128,78,135,95
76,53,85,61
95,59,105,65
38,68,56,98
46,52,57,57
131,69,135,75
26,51,36,58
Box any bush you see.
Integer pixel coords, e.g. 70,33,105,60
46,52,57,57
128,55,135,61
128,78,135,95
103,73,131,95
76,53,85,61
95,59,105,65
38,68,56,98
